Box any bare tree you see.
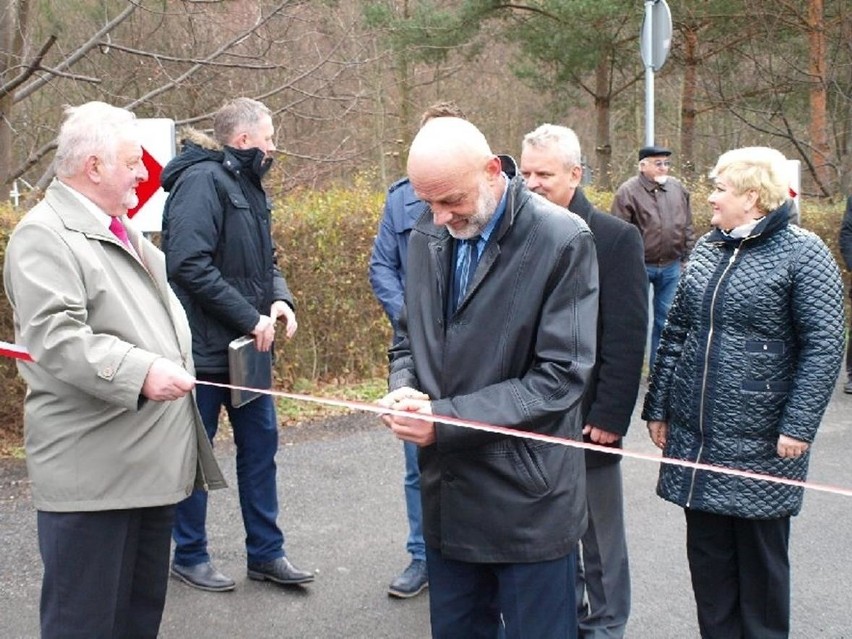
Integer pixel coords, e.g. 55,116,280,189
1,0,371,194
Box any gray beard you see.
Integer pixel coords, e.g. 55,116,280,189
448,181,499,240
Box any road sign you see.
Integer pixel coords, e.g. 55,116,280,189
128,118,175,232
641,0,673,145
641,0,673,72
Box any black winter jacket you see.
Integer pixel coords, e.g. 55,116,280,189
160,134,293,374
643,203,844,518
390,174,599,563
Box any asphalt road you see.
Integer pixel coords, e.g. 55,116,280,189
1,380,851,638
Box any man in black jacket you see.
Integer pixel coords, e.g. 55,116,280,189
161,97,313,591
839,195,852,394
521,124,647,638
380,117,599,639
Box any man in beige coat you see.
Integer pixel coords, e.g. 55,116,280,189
3,101,226,639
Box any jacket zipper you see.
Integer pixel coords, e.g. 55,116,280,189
685,243,741,507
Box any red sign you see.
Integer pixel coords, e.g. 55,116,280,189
128,147,163,219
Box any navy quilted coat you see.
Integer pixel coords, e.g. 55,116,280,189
642,202,844,518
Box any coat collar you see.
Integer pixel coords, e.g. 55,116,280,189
43,179,172,297
46,179,118,242
638,172,667,192
566,187,595,222
413,172,530,245
46,179,147,257
707,201,792,246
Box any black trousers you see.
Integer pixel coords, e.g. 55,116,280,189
684,508,791,639
37,505,175,639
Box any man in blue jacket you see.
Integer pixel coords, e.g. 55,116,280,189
161,97,313,592
521,124,647,638
369,101,465,599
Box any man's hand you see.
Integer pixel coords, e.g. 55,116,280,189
647,420,668,450
583,424,620,445
252,314,275,352
385,398,436,447
377,386,429,409
378,388,433,446
271,301,298,339
141,358,195,402
777,434,809,459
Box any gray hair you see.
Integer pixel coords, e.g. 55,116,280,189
213,97,271,146
53,102,139,178
522,124,582,169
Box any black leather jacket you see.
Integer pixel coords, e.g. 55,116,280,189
643,203,844,518
390,174,599,563
160,134,293,374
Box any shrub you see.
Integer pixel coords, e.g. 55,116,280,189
0,189,848,446
0,204,28,447
272,176,390,386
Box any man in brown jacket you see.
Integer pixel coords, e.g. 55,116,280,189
611,145,694,373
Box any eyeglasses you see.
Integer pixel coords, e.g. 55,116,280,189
652,160,671,168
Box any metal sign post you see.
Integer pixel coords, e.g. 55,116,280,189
640,0,673,146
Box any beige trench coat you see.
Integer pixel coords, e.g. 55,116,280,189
4,179,226,511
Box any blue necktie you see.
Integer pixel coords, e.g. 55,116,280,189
453,238,480,311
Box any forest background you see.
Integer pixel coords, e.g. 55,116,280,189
0,0,850,450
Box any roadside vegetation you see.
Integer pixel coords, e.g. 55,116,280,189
0,187,848,457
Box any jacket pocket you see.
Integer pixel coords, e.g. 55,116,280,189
744,339,788,381
227,191,251,210
744,339,785,355
509,440,551,496
738,379,790,435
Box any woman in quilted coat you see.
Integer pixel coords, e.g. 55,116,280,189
642,146,844,639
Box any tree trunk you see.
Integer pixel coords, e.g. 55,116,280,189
0,0,27,189
807,0,831,194
394,0,413,179
680,25,698,177
593,55,612,191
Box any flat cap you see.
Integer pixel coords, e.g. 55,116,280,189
639,145,672,161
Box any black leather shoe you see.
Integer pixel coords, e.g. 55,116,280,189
247,557,315,585
171,561,236,592
388,559,428,598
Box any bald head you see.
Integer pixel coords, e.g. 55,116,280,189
406,118,504,239
408,117,492,176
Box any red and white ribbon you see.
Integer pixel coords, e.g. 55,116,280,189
5,341,852,498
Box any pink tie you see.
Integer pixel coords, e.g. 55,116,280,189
109,216,132,249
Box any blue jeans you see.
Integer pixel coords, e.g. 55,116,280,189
172,381,284,566
646,261,681,372
403,441,426,561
